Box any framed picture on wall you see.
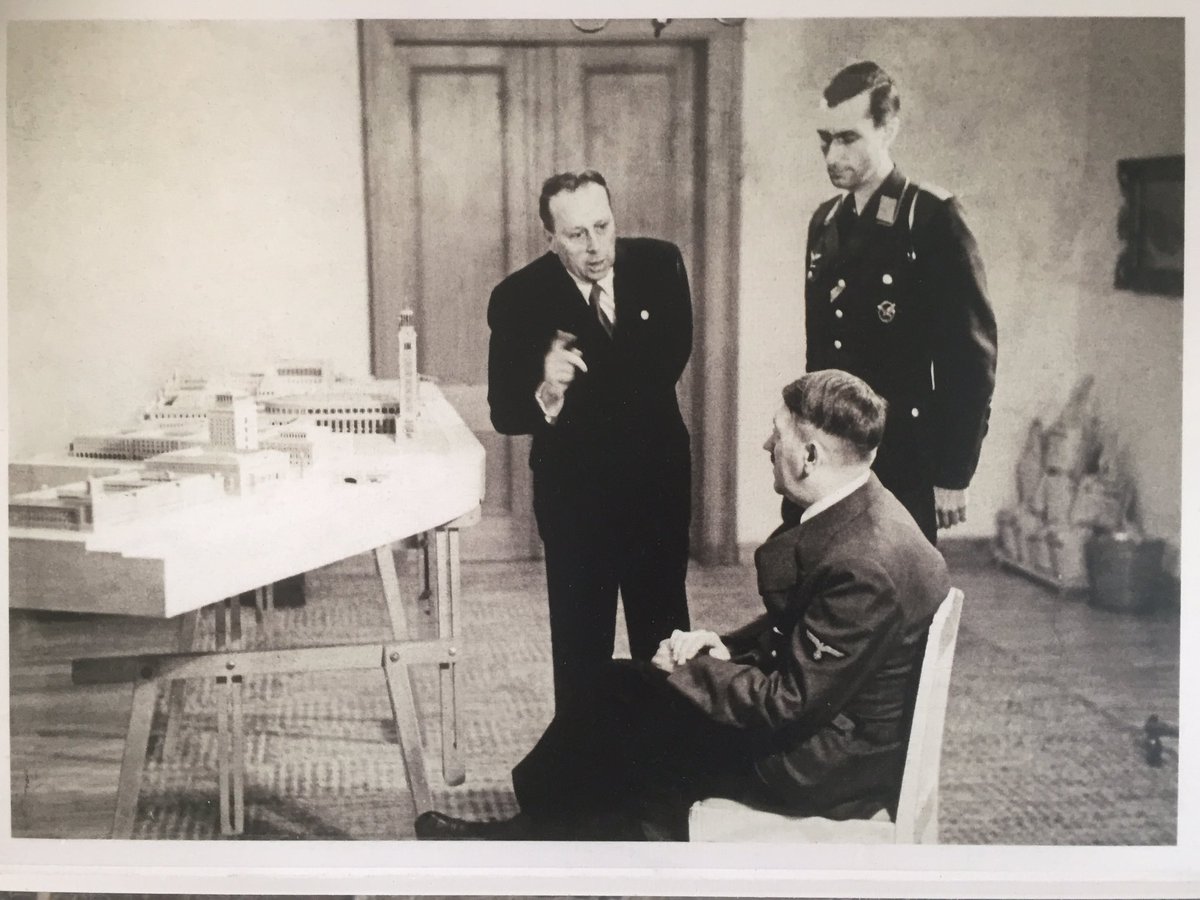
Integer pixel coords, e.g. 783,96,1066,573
1115,154,1184,296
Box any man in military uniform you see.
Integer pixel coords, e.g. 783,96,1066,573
803,61,998,543
414,370,949,841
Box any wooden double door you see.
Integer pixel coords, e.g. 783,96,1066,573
364,23,715,561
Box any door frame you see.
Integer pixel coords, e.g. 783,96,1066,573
360,19,742,565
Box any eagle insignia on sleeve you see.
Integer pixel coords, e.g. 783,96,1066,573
805,628,846,661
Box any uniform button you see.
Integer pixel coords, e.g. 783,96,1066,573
834,340,843,349
836,278,846,288
882,273,894,285
835,309,843,319
770,650,778,659
911,407,920,417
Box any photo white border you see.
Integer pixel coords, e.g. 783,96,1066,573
2,0,1196,894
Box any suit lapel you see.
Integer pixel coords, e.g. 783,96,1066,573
611,238,632,339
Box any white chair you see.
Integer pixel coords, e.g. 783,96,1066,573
689,587,964,843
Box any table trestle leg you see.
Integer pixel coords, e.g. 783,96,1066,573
434,528,465,786
160,609,200,762
112,675,159,839
383,648,433,815
215,597,246,835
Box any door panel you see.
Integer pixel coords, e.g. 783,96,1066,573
554,44,700,503
413,66,506,386
364,43,537,559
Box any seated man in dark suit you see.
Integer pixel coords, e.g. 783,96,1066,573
415,369,950,841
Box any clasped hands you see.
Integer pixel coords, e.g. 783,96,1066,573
652,628,730,674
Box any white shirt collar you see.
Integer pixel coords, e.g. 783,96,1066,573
799,470,871,525
566,268,615,304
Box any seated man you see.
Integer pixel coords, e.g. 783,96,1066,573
415,369,950,841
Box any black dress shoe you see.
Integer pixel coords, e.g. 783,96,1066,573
414,810,531,840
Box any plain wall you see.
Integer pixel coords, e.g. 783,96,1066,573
736,18,1185,561
8,20,370,459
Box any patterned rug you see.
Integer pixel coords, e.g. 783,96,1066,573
127,554,1177,843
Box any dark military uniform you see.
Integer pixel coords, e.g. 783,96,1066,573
803,166,998,542
510,475,949,839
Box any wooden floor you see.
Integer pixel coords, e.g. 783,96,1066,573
8,542,1181,840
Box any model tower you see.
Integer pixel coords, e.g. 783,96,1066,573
209,392,260,451
397,309,419,438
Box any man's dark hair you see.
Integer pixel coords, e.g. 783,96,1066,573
823,61,900,128
782,370,888,462
539,170,612,232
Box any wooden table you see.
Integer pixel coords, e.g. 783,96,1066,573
9,383,485,837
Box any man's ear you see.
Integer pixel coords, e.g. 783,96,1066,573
882,114,900,148
800,441,820,475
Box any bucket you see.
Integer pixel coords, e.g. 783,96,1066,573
1085,533,1165,613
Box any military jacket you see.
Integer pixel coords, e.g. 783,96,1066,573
667,475,950,817
805,167,998,491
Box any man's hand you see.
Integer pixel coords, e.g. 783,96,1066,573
667,629,730,667
651,638,676,673
543,330,586,392
934,486,969,530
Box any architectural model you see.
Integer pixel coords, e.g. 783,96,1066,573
10,319,429,533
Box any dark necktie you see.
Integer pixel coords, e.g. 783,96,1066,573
590,281,613,338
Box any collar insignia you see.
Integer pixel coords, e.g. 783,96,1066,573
876,195,898,226
877,300,897,323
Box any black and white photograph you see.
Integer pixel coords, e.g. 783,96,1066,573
2,1,1196,895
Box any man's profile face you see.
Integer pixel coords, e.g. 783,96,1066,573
764,407,811,502
817,90,896,193
546,182,617,283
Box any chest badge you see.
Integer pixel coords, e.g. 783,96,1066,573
877,300,897,324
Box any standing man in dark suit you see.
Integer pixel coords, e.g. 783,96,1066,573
415,370,950,841
803,61,998,543
486,170,693,709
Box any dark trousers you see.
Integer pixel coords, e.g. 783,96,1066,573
535,465,691,709
512,660,758,840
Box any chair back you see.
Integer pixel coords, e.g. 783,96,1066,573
892,587,963,843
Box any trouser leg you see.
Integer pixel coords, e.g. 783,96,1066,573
618,511,690,662
512,660,756,839
618,464,691,661
542,532,619,710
